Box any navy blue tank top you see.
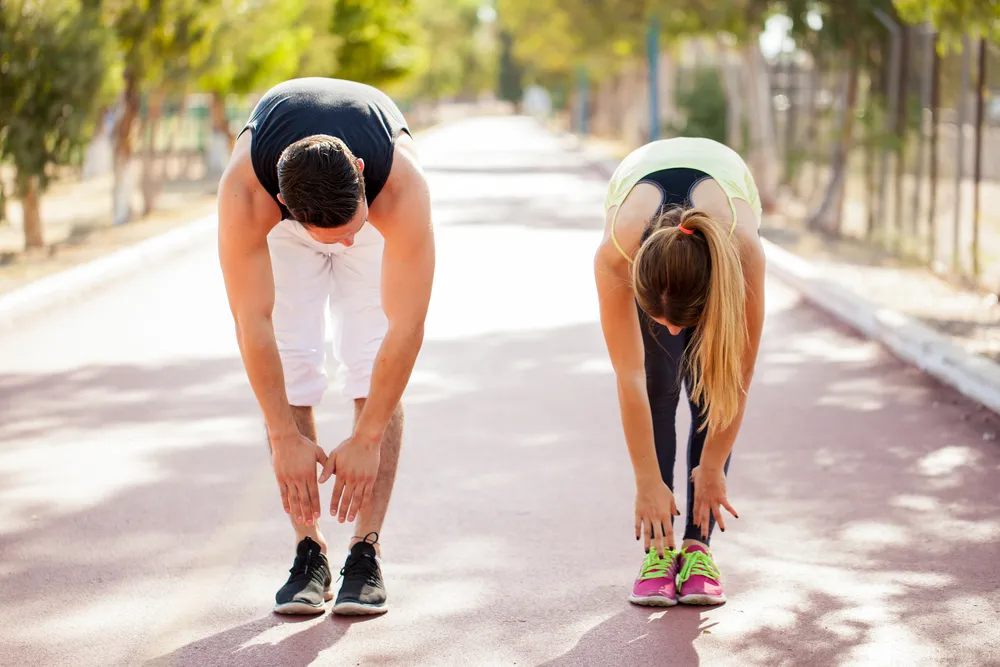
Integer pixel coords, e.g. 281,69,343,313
238,78,410,219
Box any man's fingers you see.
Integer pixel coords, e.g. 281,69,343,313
338,484,355,523
279,483,291,515
294,483,312,526
319,456,336,484
348,483,372,523
314,444,328,468
307,478,321,523
287,485,304,524
345,485,363,523
330,478,346,517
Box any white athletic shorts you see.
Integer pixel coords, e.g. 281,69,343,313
267,218,387,406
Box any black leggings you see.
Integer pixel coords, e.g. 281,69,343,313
638,300,731,545
635,165,731,545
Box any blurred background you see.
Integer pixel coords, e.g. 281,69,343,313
1,0,999,297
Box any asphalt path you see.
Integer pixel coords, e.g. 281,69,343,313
1,116,998,666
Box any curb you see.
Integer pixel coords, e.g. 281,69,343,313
761,239,1000,415
0,214,217,330
574,134,1000,417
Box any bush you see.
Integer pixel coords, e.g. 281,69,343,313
667,66,728,144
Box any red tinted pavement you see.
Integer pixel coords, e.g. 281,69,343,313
1,117,998,666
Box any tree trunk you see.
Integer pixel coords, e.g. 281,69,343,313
714,37,744,150
893,25,911,254
799,53,821,199
141,89,164,217
928,34,940,266
210,91,234,147
865,66,879,239
743,37,780,211
808,58,860,234
19,174,44,250
953,35,971,275
784,58,799,184
911,26,933,257
972,37,986,281
113,68,141,226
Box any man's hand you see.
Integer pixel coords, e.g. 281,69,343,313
635,476,680,557
271,432,328,526
320,435,380,523
690,465,738,539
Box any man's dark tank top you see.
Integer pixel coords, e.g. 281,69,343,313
238,77,410,220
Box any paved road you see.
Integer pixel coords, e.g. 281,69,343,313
2,117,999,667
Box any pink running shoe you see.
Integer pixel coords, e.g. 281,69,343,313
677,544,726,605
628,548,679,607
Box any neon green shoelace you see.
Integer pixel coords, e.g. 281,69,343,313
678,550,721,584
638,548,677,581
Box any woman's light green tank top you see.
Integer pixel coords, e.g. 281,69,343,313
604,137,762,262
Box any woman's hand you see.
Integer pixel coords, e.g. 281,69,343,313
635,476,680,557
690,465,738,539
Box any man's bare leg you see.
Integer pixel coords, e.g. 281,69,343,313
347,399,404,558
268,405,328,553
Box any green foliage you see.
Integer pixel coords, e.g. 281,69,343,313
784,0,901,58
0,0,116,193
197,0,317,96
667,66,729,145
329,0,420,87
105,0,223,94
395,0,498,102
894,0,1000,46
498,30,524,104
497,0,655,82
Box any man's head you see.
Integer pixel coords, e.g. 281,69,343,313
276,135,368,245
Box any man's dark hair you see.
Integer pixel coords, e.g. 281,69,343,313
277,135,365,228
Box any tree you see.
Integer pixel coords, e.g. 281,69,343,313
0,0,116,249
196,0,319,177
894,0,1000,45
397,0,498,103
103,0,223,223
329,0,421,87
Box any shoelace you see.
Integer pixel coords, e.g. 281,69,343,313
288,549,327,583
639,549,677,580
678,550,720,583
340,553,380,586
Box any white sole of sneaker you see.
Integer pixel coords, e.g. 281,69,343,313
273,590,334,615
332,601,388,616
678,593,726,605
628,594,678,607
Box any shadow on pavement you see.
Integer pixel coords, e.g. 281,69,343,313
539,605,708,667
1,301,999,665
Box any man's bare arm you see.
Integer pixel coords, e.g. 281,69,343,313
217,159,326,524
217,168,298,439
356,154,435,444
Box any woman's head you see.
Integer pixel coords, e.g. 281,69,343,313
632,206,747,434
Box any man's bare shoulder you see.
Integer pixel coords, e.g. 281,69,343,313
369,134,430,235
219,132,280,238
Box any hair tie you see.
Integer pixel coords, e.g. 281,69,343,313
677,223,694,235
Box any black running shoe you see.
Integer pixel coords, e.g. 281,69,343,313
274,536,333,615
333,532,387,615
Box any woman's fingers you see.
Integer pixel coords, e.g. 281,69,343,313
713,504,727,532
723,498,739,519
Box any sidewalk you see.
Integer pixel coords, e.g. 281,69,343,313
571,128,1000,420
0,163,218,295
